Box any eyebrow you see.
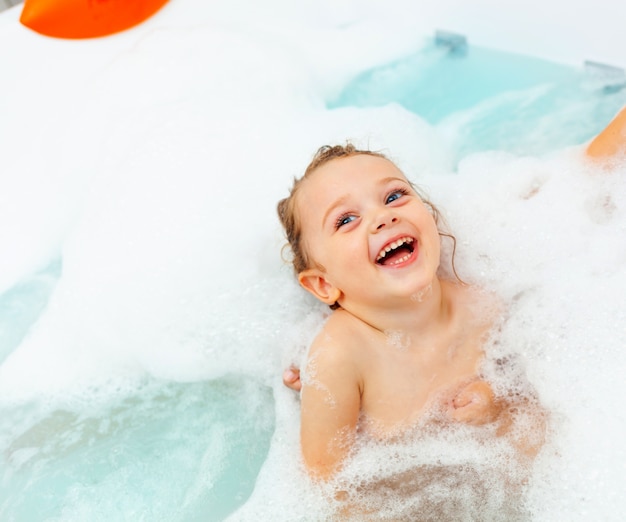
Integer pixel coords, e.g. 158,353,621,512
321,176,410,227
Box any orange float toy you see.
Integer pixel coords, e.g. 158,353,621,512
20,0,170,39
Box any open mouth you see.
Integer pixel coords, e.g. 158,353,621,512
375,236,415,266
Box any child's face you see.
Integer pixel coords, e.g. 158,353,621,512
296,154,441,308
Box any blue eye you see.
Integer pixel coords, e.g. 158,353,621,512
386,188,409,204
336,214,356,229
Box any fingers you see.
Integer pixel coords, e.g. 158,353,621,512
453,380,494,408
283,367,302,392
449,380,498,425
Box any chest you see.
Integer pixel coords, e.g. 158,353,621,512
358,331,485,431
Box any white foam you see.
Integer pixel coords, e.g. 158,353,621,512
1,1,625,519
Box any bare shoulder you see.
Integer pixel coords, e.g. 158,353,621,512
303,310,365,387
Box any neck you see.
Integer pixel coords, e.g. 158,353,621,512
339,277,457,344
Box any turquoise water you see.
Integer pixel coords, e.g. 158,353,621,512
0,260,61,366
0,264,275,520
1,36,625,521
331,42,626,161
1,378,274,521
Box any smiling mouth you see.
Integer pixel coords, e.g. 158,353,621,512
376,236,415,266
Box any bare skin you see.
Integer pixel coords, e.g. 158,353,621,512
586,106,626,159
284,104,626,393
300,284,504,477
291,154,505,478
285,107,625,481
284,367,500,425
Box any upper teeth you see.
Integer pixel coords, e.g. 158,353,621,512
376,236,414,262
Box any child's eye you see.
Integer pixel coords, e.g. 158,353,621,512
335,213,356,229
385,188,409,204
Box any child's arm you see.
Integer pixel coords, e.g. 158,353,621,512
300,342,361,479
586,106,626,159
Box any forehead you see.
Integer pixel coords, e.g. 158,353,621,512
300,154,406,197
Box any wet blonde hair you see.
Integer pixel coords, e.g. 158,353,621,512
277,144,460,285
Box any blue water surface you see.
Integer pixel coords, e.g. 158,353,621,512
331,40,626,162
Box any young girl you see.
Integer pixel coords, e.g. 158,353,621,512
277,107,626,480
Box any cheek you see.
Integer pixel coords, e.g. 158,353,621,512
340,235,366,262
422,215,441,257
320,238,362,281
433,234,442,262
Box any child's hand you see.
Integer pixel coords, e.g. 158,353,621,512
283,367,302,392
448,380,500,426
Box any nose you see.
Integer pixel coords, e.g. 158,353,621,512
373,211,398,232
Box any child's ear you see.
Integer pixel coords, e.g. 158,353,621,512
298,268,341,305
